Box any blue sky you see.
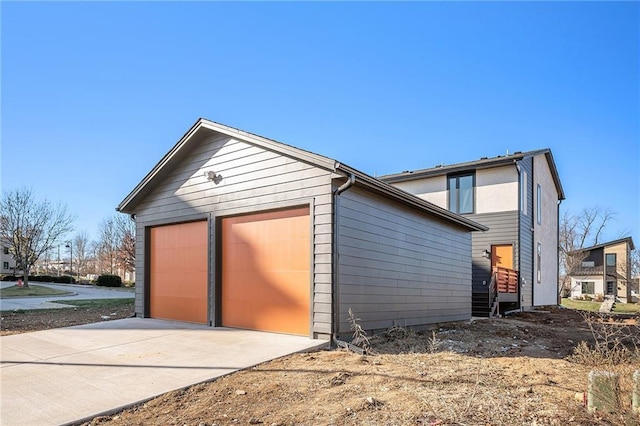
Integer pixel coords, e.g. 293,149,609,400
2,2,639,245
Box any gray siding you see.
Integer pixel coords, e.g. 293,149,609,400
466,211,519,293
519,157,534,308
132,133,335,338
336,187,472,333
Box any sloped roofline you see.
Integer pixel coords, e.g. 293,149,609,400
116,118,487,232
380,148,565,200
567,236,636,254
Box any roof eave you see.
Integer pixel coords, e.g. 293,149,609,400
542,150,565,200
117,119,206,213
567,236,636,254
382,156,520,183
336,164,488,232
382,148,566,202
117,118,338,214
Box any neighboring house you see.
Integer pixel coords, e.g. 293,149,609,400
567,237,635,303
1,246,18,275
117,118,486,340
380,149,565,316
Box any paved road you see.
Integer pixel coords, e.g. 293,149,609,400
0,282,134,311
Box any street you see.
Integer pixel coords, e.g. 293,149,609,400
0,282,134,311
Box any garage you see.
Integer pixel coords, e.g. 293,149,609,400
149,220,208,324
118,118,484,339
221,207,310,336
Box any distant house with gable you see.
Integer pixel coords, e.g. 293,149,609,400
566,237,635,303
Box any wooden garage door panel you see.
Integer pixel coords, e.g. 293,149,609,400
222,207,310,336
150,221,208,324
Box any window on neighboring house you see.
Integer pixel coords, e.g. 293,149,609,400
581,260,595,267
520,170,527,214
537,243,542,283
536,184,542,224
581,281,595,294
606,281,615,295
605,253,616,267
2,262,8,270
448,173,474,214
3,247,8,255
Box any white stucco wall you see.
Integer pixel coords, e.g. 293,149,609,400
475,166,519,214
570,276,604,299
533,155,560,306
392,176,447,209
1,251,17,274
391,166,519,214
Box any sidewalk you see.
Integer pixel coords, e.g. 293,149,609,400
0,282,134,311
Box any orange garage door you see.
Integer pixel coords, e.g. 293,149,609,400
222,207,310,336
150,221,208,324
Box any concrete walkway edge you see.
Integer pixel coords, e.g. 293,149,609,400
1,318,328,426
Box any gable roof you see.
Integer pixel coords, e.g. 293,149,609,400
567,236,636,254
380,148,565,200
117,118,487,232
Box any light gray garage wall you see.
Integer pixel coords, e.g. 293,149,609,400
132,132,335,337
336,187,472,333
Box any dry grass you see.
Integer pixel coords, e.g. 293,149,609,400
82,308,640,426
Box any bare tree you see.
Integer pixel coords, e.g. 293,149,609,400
97,216,120,274
630,249,640,294
73,231,91,280
0,188,75,287
559,206,616,296
95,215,135,276
631,249,640,279
114,215,135,274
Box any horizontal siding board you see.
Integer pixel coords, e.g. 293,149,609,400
132,136,335,336
519,157,534,307
336,187,472,334
313,292,332,303
466,211,519,293
145,157,321,202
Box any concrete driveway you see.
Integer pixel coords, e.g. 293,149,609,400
1,318,328,426
0,282,134,311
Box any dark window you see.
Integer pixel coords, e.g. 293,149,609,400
3,247,8,255
581,282,595,294
537,243,542,283
606,281,615,295
448,173,474,214
520,171,527,214
536,184,542,224
605,253,616,267
2,262,8,269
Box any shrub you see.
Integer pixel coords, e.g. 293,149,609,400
568,312,640,367
593,293,605,302
53,275,76,284
1,275,16,281
123,280,135,288
97,274,122,287
36,275,54,283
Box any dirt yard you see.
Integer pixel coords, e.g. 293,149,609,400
3,306,639,425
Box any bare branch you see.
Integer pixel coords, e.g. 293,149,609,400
0,188,75,286
95,215,136,276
